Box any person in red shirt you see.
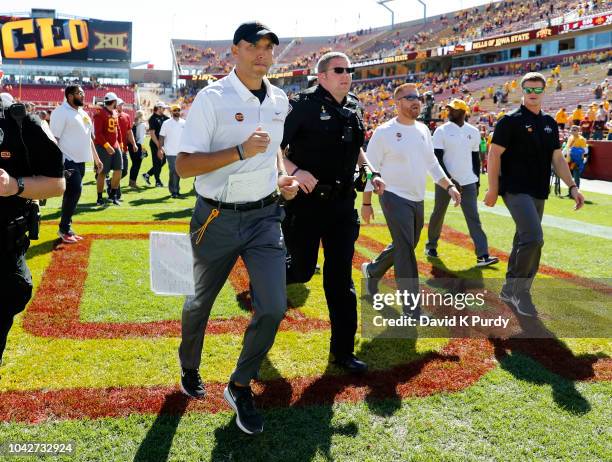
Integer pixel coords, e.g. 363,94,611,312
580,116,593,140
117,100,137,189
93,92,123,205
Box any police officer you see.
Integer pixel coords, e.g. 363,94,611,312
0,92,65,367
281,51,384,374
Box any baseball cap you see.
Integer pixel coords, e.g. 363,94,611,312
154,101,168,108
170,104,181,111
447,99,470,112
116,97,124,105
104,92,118,102
233,21,279,46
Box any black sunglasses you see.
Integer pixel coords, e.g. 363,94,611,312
399,94,423,102
330,67,355,74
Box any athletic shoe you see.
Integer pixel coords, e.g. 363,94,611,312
514,292,539,318
57,230,78,244
142,173,151,185
223,382,264,435
476,255,500,267
425,248,439,258
500,290,538,318
179,368,206,399
155,181,164,188
361,262,379,297
96,197,106,206
129,180,137,188
67,230,84,241
171,193,178,199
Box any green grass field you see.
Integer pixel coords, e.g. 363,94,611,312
0,165,610,462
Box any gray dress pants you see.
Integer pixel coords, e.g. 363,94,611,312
179,195,287,384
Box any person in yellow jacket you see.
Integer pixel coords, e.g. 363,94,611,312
555,107,568,130
571,105,584,125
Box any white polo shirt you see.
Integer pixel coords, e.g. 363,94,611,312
179,69,289,201
50,102,93,163
365,117,446,202
159,117,185,156
432,121,480,186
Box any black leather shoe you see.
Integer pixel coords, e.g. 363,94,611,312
332,355,368,374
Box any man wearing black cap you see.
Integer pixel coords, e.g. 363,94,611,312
176,21,298,435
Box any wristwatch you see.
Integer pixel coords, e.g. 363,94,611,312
15,177,25,196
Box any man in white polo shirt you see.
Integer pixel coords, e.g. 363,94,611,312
425,99,499,267
50,85,102,243
175,21,298,435
361,83,461,318
159,104,185,198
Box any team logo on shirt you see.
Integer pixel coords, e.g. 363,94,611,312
235,113,244,122
525,125,533,133
396,132,402,140
544,125,553,133
0,151,11,159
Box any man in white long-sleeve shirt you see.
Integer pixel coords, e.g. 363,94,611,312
361,83,461,318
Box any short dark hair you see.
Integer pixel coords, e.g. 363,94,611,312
520,72,546,88
64,85,81,99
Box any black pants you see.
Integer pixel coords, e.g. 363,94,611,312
147,140,166,183
121,150,129,179
0,237,32,361
59,160,85,234
283,196,360,360
129,143,143,182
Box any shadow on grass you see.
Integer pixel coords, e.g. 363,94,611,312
133,391,189,462
153,209,193,221
490,316,605,415
25,239,58,259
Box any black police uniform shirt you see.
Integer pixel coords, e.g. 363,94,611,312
491,105,560,199
148,113,169,138
281,85,365,187
0,114,64,221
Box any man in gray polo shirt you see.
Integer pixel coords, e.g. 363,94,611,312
175,21,298,435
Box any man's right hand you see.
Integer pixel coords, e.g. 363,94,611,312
0,168,17,196
293,169,318,194
242,128,271,158
105,145,115,155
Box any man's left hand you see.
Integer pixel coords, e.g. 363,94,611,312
372,177,385,195
570,187,585,210
449,186,461,206
278,175,299,200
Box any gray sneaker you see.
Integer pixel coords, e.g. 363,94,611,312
361,262,379,296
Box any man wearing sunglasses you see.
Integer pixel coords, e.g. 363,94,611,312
281,51,384,374
361,84,460,320
484,72,585,318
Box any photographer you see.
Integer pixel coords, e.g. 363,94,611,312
0,93,65,367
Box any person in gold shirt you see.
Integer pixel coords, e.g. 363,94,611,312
555,107,568,130
565,125,589,189
571,105,584,125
